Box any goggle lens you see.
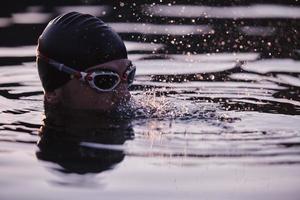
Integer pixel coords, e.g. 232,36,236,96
94,74,120,90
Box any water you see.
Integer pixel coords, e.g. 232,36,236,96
1,1,300,200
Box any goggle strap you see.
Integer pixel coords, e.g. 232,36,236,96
71,72,82,80
37,51,83,80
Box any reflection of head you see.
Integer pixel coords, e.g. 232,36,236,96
36,12,135,112
36,110,134,174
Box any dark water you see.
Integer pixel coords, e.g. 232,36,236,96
1,1,300,200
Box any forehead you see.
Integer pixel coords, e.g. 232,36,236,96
85,59,131,74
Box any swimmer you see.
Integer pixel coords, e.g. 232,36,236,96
36,12,135,114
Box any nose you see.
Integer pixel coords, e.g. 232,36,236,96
114,83,131,101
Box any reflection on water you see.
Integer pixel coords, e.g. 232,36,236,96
0,1,300,200
37,110,134,175
110,22,214,35
143,4,300,18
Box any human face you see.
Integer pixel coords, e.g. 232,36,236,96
52,59,133,111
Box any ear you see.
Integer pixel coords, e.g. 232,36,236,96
44,90,61,104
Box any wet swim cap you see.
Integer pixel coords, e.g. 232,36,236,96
37,12,127,92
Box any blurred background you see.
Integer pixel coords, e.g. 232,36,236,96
0,0,299,67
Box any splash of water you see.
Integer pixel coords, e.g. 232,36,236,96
129,88,191,119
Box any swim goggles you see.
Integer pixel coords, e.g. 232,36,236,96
37,53,136,93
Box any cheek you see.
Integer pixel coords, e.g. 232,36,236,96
60,79,131,111
61,80,116,109
76,88,113,108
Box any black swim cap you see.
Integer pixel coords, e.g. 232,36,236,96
37,12,127,92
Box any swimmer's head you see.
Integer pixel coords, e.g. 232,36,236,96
36,12,134,112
